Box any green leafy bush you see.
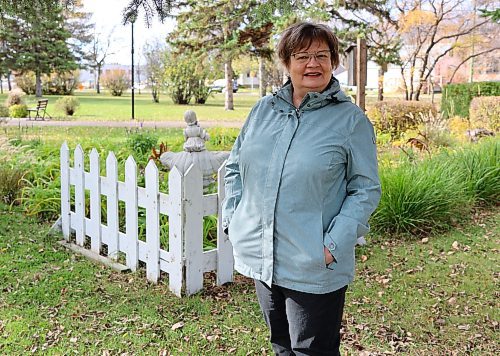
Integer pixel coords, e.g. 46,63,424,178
126,130,158,155
441,81,500,118
367,100,437,138
0,167,26,204
5,88,25,107
469,96,499,132
102,69,131,96
56,96,80,116
9,104,28,118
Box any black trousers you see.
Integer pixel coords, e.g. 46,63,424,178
254,280,347,356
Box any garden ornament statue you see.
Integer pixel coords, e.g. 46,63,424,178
159,110,229,186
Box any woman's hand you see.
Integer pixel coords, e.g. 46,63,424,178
324,246,335,265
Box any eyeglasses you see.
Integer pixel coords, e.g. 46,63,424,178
291,50,332,64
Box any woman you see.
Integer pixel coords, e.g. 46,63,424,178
222,22,381,355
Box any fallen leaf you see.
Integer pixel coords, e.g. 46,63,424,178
171,321,184,330
361,255,368,262
421,238,429,243
452,241,459,250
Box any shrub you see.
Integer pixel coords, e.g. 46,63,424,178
469,96,499,132
9,104,28,118
102,70,131,96
367,100,437,138
5,88,25,107
56,96,80,116
0,105,9,117
15,72,36,95
127,131,158,155
43,70,80,95
441,81,500,118
0,167,26,204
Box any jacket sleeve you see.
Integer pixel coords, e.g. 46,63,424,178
323,113,381,266
221,116,251,235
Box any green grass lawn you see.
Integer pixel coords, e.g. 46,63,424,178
0,88,441,122
0,202,497,354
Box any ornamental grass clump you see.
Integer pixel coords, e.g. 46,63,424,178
0,167,26,204
371,156,472,236
56,96,80,116
447,138,499,205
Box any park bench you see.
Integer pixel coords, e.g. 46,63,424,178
28,99,51,120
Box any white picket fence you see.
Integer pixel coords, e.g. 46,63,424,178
59,143,233,297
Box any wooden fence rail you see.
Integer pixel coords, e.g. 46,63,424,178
60,143,233,296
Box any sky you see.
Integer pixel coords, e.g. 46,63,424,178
82,0,176,65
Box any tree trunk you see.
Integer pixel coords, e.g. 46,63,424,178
0,75,3,94
35,71,42,97
96,65,101,94
7,72,12,91
259,55,266,97
377,63,387,101
225,60,234,111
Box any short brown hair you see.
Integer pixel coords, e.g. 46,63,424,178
277,22,340,69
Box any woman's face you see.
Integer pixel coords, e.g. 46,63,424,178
287,40,333,98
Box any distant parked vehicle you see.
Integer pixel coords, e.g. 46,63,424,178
209,79,238,93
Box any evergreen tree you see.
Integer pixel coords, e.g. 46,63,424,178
0,1,77,97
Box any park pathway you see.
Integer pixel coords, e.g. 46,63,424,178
2,118,244,129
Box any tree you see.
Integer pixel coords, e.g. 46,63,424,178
0,1,77,97
143,39,166,103
396,0,495,100
323,0,402,101
87,27,115,94
63,0,94,66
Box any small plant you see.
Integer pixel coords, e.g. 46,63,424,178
56,96,80,116
102,70,131,96
9,104,28,118
0,167,26,204
5,88,26,107
127,130,158,155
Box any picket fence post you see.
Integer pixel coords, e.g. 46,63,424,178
217,163,234,285
74,145,85,246
145,160,160,283
184,165,204,295
168,167,184,297
60,142,70,240
89,149,102,254
105,152,119,260
125,156,138,271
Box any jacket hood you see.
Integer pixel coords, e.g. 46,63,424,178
272,76,351,112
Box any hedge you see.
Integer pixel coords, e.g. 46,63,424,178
441,81,500,118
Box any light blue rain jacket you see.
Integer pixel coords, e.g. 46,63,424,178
222,77,381,294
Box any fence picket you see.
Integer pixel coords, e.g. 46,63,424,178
184,165,204,295
145,160,160,283
217,163,234,285
124,156,138,271
89,149,102,254
60,142,70,240
74,145,85,246
168,167,183,297
105,152,119,260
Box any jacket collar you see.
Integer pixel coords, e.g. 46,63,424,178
272,76,351,112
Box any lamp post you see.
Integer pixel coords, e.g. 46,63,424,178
130,13,137,120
